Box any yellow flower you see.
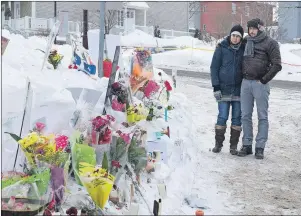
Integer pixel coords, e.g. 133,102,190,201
44,142,55,154
18,132,39,148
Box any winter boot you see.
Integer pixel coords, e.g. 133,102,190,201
237,145,253,157
229,126,241,155
255,148,264,159
212,125,226,153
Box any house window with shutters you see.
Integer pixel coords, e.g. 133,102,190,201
117,10,124,27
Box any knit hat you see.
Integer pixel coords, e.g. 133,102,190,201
247,18,264,29
230,25,244,38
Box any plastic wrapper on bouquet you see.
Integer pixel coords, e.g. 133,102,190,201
1,168,52,214
78,162,115,210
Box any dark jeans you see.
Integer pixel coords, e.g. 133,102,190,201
217,101,242,126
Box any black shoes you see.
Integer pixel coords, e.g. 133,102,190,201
255,148,264,159
237,146,265,159
237,145,253,157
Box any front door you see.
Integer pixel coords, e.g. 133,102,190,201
14,2,20,19
126,9,135,33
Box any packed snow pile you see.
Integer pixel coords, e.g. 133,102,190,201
120,29,215,48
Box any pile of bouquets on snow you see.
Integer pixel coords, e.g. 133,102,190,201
1,48,176,216
2,122,71,215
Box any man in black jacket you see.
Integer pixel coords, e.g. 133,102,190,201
237,18,282,159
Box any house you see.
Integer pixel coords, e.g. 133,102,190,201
135,2,189,32
2,1,193,38
278,1,301,42
1,1,149,34
199,1,274,39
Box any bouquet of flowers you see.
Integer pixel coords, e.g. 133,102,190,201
78,162,115,209
126,103,148,124
89,115,115,145
7,122,70,207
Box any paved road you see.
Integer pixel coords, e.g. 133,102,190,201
161,68,301,91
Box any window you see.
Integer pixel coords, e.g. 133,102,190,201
245,5,250,16
117,10,124,27
203,5,207,12
232,3,236,14
203,24,206,31
126,11,134,18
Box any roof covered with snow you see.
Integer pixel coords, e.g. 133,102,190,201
127,2,149,10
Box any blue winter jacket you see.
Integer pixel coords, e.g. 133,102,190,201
210,36,245,100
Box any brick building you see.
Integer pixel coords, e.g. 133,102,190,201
200,1,274,39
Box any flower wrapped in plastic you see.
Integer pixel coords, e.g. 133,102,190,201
78,162,115,209
16,132,56,168
1,168,51,201
143,80,160,99
126,104,148,123
70,131,97,185
111,81,128,105
90,115,115,145
112,98,126,112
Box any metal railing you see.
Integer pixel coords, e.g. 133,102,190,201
2,16,80,35
2,17,193,40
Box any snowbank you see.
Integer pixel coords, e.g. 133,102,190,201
1,29,198,215
152,42,301,82
1,29,108,172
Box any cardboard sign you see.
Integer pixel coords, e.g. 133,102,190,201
1,36,10,55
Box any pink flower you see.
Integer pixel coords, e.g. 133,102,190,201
35,122,45,132
55,135,68,151
111,160,121,168
99,128,112,144
92,116,108,130
116,130,132,144
112,99,125,111
164,81,172,91
144,80,160,98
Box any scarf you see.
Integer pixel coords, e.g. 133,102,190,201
244,31,267,57
230,43,241,50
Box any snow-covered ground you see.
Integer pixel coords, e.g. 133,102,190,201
177,77,301,214
2,29,301,215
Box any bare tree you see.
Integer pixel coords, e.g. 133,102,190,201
88,9,125,35
214,12,233,39
246,1,293,41
104,10,118,34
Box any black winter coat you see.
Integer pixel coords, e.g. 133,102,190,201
242,35,282,83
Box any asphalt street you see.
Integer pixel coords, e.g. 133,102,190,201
161,68,301,91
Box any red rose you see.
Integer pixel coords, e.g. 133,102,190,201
164,81,172,91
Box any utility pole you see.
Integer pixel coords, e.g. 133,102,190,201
54,1,57,44
83,10,88,49
98,1,105,78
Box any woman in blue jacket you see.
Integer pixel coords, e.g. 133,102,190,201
210,25,245,155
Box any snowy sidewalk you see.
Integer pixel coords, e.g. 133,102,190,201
177,77,301,215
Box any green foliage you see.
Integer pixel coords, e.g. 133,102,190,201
128,138,147,174
102,152,109,172
5,132,22,142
